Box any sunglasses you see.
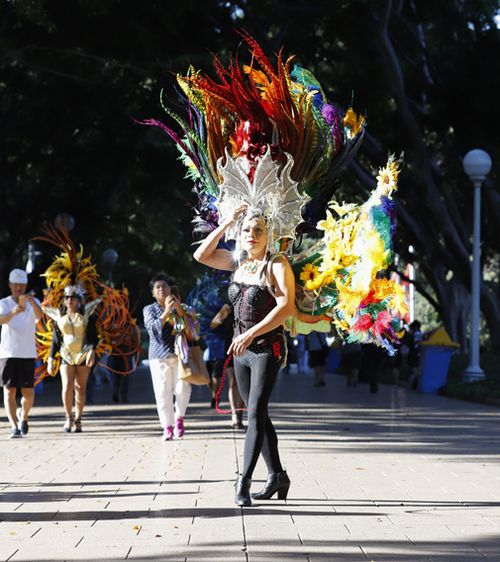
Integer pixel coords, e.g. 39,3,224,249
64,296,79,300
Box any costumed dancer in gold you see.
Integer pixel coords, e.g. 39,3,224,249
44,284,100,432
35,224,141,432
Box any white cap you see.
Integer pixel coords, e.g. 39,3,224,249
9,269,28,284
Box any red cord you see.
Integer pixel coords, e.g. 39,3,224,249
215,354,247,415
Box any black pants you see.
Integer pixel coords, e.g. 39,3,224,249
234,352,283,479
112,373,129,401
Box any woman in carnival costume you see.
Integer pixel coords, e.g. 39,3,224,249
140,31,407,506
45,283,100,432
36,224,141,432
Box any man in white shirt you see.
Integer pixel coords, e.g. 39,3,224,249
0,269,43,438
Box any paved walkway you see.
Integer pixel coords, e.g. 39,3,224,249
1,364,499,562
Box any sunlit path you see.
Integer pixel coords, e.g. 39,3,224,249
1,366,499,561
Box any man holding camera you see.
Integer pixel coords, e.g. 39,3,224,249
0,269,43,438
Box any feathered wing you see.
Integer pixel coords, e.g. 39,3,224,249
186,271,231,340
292,155,408,354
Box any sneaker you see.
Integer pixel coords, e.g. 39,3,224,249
162,425,174,441
174,417,185,438
9,428,22,439
20,420,29,436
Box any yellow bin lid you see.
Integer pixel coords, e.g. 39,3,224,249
421,326,460,348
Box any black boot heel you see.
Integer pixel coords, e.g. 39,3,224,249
277,485,290,500
235,476,252,507
251,471,290,500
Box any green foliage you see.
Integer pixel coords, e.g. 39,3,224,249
442,352,500,405
1,0,499,328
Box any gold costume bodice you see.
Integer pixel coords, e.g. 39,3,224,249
43,300,100,366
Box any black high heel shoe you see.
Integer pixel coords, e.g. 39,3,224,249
251,471,290,500
234,476,252,507
74,418,82,433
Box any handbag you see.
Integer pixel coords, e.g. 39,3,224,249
177,343,210,386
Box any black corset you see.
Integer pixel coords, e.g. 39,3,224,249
228,282,284,354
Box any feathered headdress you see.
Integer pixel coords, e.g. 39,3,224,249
137,30,365,250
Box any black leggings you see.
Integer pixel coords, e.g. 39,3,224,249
234,352,283,479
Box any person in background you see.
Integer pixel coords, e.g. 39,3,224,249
143,274,191,441
110,324,141,403
306,331,329,387
0,269,43,438
342,342,363,387
359,343,386,394
204,305,227,409
209,303,245,429
406,320,423,389
296,335,308,375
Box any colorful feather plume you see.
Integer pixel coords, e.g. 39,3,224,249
291,155,407,354
137,31,365,234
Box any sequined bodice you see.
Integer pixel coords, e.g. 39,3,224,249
228,281,284,355
228,282,276,329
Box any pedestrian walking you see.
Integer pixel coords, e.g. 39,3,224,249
0,269,43,438
143,274,192,441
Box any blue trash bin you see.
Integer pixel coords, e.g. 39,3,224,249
326,349,341,372
418,346,454,394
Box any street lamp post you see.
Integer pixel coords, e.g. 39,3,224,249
25,242,43,274
101,248,119,286
55,213,75,232
462,149,492,382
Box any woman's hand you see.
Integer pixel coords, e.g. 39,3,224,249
228,329,255,356
222,203,248,229
86,350,95,368
47,358,54,376
165,295,182,315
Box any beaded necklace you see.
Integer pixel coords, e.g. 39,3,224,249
241,259,260,274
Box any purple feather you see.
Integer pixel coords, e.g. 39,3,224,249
133,118,195,161
322,104,343,155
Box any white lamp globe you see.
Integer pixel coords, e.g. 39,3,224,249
463,149,492,181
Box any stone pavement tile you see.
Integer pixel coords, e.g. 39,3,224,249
243,505,303,560
132,521,191,546
361,538,481,561
127,545,188,561
0,521,45,542
2,502,66,523
149,494,198,510
290,515,352,544
249,541,364,561
9,544,130,561
189,515,244,551
128,543,247,561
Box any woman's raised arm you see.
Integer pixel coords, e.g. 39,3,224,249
193,204,247,271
